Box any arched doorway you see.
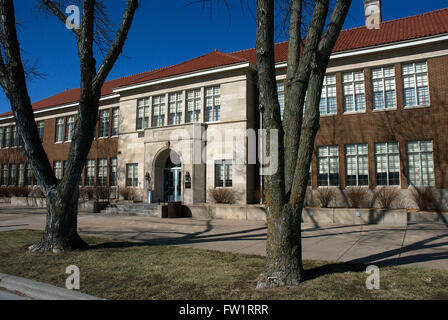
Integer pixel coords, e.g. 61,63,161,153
154,149,182,203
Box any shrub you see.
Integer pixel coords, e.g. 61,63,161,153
95,186,111,200
374,187,400,209
208,188,236,204
29,186,45,198
345,187,369,208
120,187,136,201
79,187,96,200
315,188,336,208
410,186,439,211
11,186,31,197
0,186,12,197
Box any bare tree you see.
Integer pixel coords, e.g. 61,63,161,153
0,0,138,252
256,0,352,288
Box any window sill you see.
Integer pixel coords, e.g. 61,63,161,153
404,105,430,110
372,107,397,113
343,110,366,116
320,113,337,118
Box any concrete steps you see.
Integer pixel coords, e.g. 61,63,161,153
101,203,160,217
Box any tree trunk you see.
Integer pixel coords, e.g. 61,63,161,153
29,187,88,253
257,203,303,288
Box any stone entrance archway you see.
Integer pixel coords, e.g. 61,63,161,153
153,148,182,203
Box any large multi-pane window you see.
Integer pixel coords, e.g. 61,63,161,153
168,92,183,125
4,127,10,148
97,159,108,186
12,126,18,147
346,144,369,186
25,165,33,185
402,62,430,107
9,164,17,185
65,116,75,141
215,160,232,188
277,81,285,119
343,71,366,113
18,164,25,186
2,165,8,185
407,140,435,187
111,108,119,136
126,164,138,187
55,118,64,142
37,121,45,141
205,86,220,122
375,142,400,186
320,75,337,115
110,158,117,186
136,97,150,130
186,89,201,123
54,161,62,180
85,159,95,186
317,146,339,187
152,95,166,127
99,110,109,138
372,66,397,110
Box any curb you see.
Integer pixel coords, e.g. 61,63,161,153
0,273,105,300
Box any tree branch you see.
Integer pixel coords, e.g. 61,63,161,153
92,0,138,92
41,0,80,39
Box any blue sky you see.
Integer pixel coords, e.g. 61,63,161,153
1,0,447,114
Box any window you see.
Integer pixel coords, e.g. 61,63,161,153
1,165,8,185
4,127,10,148
372,66,396,110
346,144,369,186
110,158,117,186
186,89,201,123
215,160,232,188
9,164,17,185
55,118,64,143
97,159,108,186
318,146,339,187
343,71,366,113
37,121,45,141
205,86,220,122
25,165,33,186
375,142,400,186
63,160,67,177
402,62,430,107
152,95,165,127
407,140,435,187
126,164,138,187
320,75,337,115
99,110,110,138
18,164,25,186
65,116,75,141
54,161,62,180
136,98,150,130
168,92,183,125
0,128,3,149
12,126,18,147
277,81,285,119
85,159,95,186
111,108,119,136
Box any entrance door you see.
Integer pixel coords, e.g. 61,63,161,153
164,167,181,202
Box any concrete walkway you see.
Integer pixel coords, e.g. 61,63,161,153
0,205,448,271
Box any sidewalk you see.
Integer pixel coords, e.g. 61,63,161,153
0,273,104,300
1,206,448,271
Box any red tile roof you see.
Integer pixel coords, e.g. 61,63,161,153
1,7,447,117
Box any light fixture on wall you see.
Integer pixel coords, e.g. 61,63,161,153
185,171,191,189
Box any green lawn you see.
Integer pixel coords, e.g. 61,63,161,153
0,230,447,300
